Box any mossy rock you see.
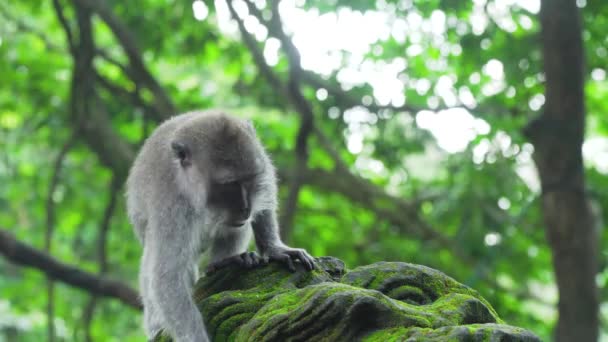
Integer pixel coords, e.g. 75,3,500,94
154,257,539,341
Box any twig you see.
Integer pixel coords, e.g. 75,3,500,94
44,134,77,342
95,49,136,80
0,228,141,309
82,176,121,341
74,0,176,116
65,0,134,179
0,4,61,52
227,0,314,239
95,72,164,122
52,0,75,54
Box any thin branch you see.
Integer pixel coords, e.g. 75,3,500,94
312,126,349,171
295,167,543,303
270,0,314,240
0,5,136,90
65,0,134,179
52,0,75,54
95,72,164,122
44,133,77,259
44,0,468,269
0,4,61,52
228,0,314,239
44,134,77,342
95,48,135,80
266,0,301,68
243,1,464,116
83,176,121,342
227,1,284,92
227,0,455,248
73,0,176,115
299,71,423,114
78,95,136,179
68,0,95,121
239,0,350,173
292,168,448,238
0,229,142,310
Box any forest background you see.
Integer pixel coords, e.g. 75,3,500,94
0,0,606,341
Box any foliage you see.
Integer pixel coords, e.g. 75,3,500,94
0,0,606,341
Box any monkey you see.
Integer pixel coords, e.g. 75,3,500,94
126,110,315,342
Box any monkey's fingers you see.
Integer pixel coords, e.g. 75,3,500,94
242,251,262,268
300,251,315,271
287,249,315,271
271,253,296,272
250,251,264,266
206,253,246,274
206,257,236,274
261,255,270,265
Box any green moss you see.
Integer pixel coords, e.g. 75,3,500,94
363,327,411,342
214,312,255,342
154,258,539,342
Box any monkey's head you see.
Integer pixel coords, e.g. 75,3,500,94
170,112,268,227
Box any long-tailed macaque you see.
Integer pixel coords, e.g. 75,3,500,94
126,110,315,341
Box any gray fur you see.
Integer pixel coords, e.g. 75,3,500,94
126,110,314,342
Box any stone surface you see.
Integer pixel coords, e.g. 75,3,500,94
155,257,540,342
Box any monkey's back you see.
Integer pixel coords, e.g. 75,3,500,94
126,112,200,244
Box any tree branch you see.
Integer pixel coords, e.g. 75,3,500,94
242,0,412,115
52,0,75,54
0,229,141,310
243,1,466,117
60,0,134,180
291,168,455,248
228,0,313,240
273,1,314,240
0,4,61,52
95,49,136,81
227,1,285,94
230,0,455,249
528,0,598,339
47,0,464,269
44,133,77,342
73,0,176,116
83,176,122,341
95,72,164,122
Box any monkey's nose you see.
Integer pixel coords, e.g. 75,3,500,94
236,208,251,222
238,202,251,219
228,220,247,227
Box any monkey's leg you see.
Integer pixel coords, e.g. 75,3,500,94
140,275,163,339
146,220,210,342
139,248,164,340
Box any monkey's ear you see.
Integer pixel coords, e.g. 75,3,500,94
171,141,191,167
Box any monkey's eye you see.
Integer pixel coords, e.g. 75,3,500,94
171,142,191,167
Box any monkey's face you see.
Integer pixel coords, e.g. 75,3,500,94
171,113,268,227
205,142,266,227
205,175,258,227
172,149,263,226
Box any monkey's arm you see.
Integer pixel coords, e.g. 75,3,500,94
252,210,315,271
145,221,209,342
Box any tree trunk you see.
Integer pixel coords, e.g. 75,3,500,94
527,0,599,340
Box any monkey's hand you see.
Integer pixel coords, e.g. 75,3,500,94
263,245,315,272
206,251,265,274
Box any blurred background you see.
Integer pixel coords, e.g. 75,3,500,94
0,0,606,341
